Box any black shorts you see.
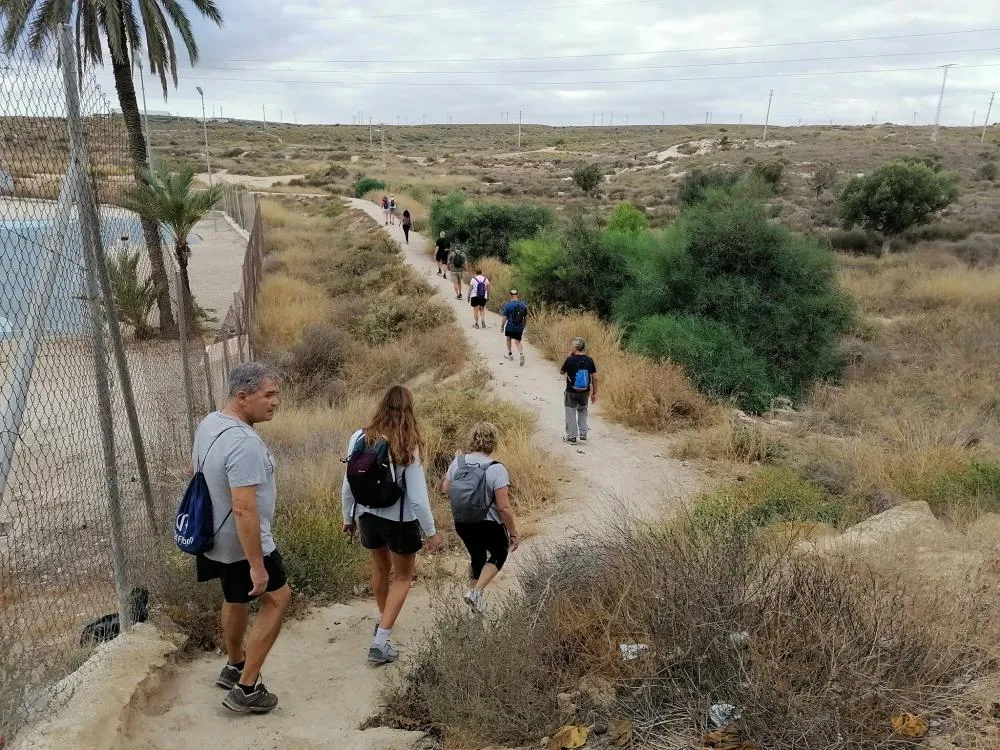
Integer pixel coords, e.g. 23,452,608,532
196,549,288,604
435,249,449,263
358,513,423,556
470,296,487,308
504,327,524,341
454,521,510,580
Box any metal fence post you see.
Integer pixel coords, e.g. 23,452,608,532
202,348,217,412
60,25,132,630
175,271,196,449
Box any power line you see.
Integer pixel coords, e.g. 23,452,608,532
309,0,667,20
190,46,1000,76
200,27,1000,64
162,62,1000,88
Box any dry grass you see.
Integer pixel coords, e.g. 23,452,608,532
528,309,712,431
256,273,332,348
675,416,786,465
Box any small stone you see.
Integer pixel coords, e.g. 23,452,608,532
556,692,578,714
593,722,609,736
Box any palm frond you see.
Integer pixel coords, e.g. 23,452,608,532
1,0,35,53
158,0,196,62
97,0,125,62
27,0,69,52
131,164,221,246
147,0,178,87
80,1,103,65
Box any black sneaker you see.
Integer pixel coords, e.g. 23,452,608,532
562,436,578,445
223,683,279,714
579,434,588,442
216,663,241,690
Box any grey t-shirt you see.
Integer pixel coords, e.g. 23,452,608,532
445,452,510,523
192,411,277,564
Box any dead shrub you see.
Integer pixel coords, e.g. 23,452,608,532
387,518,986,748
675,417,786,464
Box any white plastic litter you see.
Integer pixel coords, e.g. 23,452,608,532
619,643,651,661
709,703,742,727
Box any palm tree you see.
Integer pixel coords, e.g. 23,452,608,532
131,164,221,326
1,0,224,337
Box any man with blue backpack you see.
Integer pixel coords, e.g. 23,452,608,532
560,337,598,444
500,289,529,366
182,362,289,714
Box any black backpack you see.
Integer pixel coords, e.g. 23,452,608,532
345,431,405,512
452,250,466,269
509,302,527,327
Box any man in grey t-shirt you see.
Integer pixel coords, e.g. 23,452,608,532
193,362,289,715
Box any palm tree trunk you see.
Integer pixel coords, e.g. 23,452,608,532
175,241,198,332
110,54,177,336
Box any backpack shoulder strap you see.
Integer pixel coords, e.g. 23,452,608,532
196,424,244,472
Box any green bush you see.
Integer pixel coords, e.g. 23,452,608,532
628,315,776,412
514,221,643,318
354,176,386,197
691,468,843,532
571,163,602,194
616,192,855,410
106,249,157,338
751,160,784,190
276,504,369,602
606,201,647,234
429,192,552,262
902,460,1000,520
678,167,743,205
823,228,876,254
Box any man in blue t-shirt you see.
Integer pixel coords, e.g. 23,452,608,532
500,289,529,367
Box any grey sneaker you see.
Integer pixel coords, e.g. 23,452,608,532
563,436,578,445
216,663,242,690
519,353,525,366
504,353,514,361
223,683,278,714
579,434,588,442
368,642,399,665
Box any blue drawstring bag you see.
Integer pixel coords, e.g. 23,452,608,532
175,426,239,554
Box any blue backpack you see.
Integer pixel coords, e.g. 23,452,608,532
175,426,240,555
572,367,591,391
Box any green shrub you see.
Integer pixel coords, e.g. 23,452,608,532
354,176,386,197
429,192,552,262
823,228,875,254
571,163,602,194
276,504,369,602
691,468,843,532
106,249,157,338
628,315,777,412
678,167,743,205
978,162,999,181
902,459,1000,520
606,201,647,234
751,160,784,189
616,192,855,410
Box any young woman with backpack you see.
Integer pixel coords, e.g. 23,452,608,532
381,196,390,225
442,422,520,615
469,267,490,329
342,385,443,664
401,209,412,244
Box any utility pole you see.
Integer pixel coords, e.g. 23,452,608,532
931,64,953,142
705,111,709,125
518,110,522,149
610,110,613,126
762,89,773,142
913,111,917,126
982,92,995,143
625,114,628,127
600,112,604,126
262,104,267,128
738,113,743,129
381,123,386,167
972,110,977,127
661,111,664,126
369,116,373,146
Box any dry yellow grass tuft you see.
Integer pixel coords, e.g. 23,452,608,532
257,273,331,348
528,309,712,432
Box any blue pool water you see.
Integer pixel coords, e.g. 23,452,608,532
0,214,192,338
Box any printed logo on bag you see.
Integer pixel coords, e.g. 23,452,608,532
175,513,189,534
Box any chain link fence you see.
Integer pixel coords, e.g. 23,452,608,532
0,28,257,741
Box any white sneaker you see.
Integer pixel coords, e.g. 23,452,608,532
504,353,514,361
519,353,525,367
463,589,487,615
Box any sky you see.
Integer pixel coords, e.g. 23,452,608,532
9,0,1000,126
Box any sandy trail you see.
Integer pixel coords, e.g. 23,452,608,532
125,203,703,750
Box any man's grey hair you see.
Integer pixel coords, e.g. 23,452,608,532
228,361,280,399
572,337,586,352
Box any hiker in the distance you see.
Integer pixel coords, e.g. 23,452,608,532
193,362,289,714
501,289,528,366
342,385,443,665
389,195,397,225
443,422,520,615
381,196,390,225
447,243,468,300
560,337,598,444
469,267,490,329
434,231,450,277
401,209,412,244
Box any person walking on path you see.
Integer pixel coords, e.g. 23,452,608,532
560,337,598,444
442,422,520,615
389,195,397,225
381,196,390,225
434,231,450,277
469,267,490,329
193,362,290,715
342,385,443,665
401,209,412,244
448,244,468,300
501,289,528,366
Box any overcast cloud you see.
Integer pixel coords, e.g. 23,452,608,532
83,0,1000,127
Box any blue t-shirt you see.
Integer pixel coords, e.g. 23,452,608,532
502,300,528,332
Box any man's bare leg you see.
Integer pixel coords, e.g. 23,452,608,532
240,585,291,686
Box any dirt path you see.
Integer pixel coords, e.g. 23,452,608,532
125,203,703,750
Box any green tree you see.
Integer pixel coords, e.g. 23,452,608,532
838,160,958,256
607,202,647,234
572,163,602,195
2,0,224,336
131,165,222,324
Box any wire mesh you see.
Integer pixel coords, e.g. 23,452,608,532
0,32,213,740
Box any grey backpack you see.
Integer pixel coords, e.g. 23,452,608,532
448,455,499,523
